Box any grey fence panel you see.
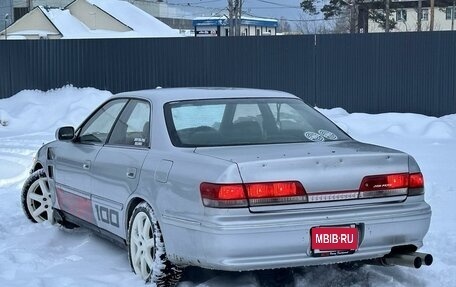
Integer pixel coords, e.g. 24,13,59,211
0,42,10,100
0,33,455,116
315,32,456,116
99,36,316,101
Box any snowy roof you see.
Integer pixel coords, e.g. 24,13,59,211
87,0,181,38
5,1,181,39
39,7,91,38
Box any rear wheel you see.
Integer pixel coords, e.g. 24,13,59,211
21,169,53,223
127,202,182,286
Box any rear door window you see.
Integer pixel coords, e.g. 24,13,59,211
108,100,151,148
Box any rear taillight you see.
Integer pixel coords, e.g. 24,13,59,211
200,181,307,208
408,172,425,196
200,183,248,208
246,182,307,206
359,173,424,198
201,172,425,208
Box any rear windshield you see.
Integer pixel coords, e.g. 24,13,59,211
164,98,349,147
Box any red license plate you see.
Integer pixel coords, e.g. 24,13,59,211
311,225,359,253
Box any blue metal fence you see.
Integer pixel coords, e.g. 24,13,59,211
0,32,455,116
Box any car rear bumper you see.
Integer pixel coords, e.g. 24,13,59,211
161,196,431,271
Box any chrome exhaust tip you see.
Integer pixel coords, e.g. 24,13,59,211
411,252,433,266
382,253,422,269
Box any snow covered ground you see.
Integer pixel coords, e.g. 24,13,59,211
0,86,455,286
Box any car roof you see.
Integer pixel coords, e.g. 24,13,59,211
114,87,300,105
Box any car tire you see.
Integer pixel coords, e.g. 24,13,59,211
127,202,182,286
21,168,53,223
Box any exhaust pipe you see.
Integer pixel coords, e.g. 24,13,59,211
410,252,433,266
382,253,422,269
365,251,433,269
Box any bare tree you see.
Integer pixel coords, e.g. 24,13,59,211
278,17,292,34
294,13,339,34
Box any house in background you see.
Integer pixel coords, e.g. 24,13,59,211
365,1,456,32
9,0,194,32
193,16,278,37
0,0,180,39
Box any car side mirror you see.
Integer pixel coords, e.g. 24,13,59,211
56,126,75,141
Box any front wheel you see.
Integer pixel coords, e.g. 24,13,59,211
21,169,53,223
127,202,182,286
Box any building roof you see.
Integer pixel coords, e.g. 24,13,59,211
193,15,278,28
86,0,180,37
40,7,90,38
2,0,181,39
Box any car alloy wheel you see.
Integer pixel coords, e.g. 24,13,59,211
127,202,182,286
130,210,155,280
22,169,53,223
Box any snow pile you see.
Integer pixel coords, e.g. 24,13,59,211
0,86,111,137
1,88,456,286
319,108,456,139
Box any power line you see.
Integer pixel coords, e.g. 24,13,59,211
253,0,301,9
181,0,223,4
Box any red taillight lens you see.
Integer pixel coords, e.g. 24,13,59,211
246,182,300,198
409,172,424,188
200,181,307,208
246,181,307,206
408,172,425,196
359,173,409,198
360,173,409,191
200,183,247,207
359,172,425,198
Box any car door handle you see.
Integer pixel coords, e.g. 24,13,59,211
126,167,137,179
83,160,91,170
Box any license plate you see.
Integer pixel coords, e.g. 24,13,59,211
310,225,359,256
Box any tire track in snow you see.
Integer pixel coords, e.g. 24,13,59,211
0,134,50,187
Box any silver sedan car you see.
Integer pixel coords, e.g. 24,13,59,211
22,88,432,286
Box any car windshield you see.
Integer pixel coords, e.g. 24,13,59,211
165,98,350,147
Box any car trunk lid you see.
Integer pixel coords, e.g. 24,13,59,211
195,140,411,212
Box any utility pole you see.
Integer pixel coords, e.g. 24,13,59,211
417,0,422,31
227,0,234,36
227,0,243,36
430,0,435,31
385,0,390,32
4,14,8,40
236,0,243,36
452,0,455,31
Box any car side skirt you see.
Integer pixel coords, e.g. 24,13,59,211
56,209,127,249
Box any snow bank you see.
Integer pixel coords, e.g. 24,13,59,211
318,108,456,140
0,86,111,137
1,87,456,286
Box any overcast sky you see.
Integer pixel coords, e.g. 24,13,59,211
167,0,306,21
